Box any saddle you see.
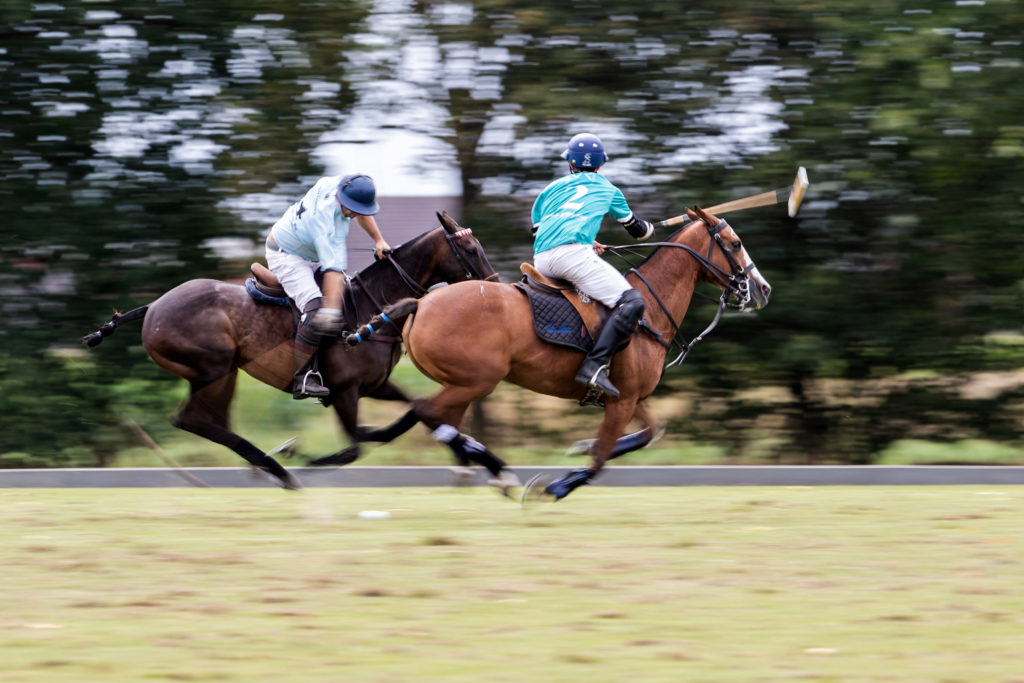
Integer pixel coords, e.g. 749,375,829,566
247,263,328,312
247,263,290,305
246,263,391,342
514,263,611,354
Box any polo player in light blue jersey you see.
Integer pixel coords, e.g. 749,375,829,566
266,174,391,399
532,133,655,399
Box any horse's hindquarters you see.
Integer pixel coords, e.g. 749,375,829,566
141,279,294,389
404,281,522,386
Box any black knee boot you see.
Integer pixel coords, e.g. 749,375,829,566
575,289,645,399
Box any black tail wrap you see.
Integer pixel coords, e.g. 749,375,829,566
83,306,149,347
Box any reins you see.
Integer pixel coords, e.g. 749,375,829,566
605,218,753,368
344,226,489,341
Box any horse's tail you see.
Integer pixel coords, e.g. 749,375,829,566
83,306,149,348
345,297,419,347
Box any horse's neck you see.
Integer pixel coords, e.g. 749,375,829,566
629,227,709,338
348,233,439,307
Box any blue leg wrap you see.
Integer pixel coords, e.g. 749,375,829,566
545,467,592,501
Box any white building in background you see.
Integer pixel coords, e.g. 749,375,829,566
314,129,463,272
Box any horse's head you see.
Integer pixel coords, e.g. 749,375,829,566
686,206,771,311
432,211,500,284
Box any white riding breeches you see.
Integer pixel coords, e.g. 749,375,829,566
265,246,323,312
534,243,631,308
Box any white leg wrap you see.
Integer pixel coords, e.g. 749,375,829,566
432,424,459,444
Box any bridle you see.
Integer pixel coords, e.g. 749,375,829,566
377,226,498,299
442,227,500,283
702,218,755,311
608,216,755,368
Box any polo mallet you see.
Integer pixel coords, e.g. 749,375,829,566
653,166,809,230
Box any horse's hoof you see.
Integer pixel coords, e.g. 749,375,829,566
487,470,522,498
449,466,476,487
543,468,592,501
267,437,299,459
280,473,303,491
520,473,556,508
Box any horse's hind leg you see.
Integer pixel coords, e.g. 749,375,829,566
310,387,363,467
176,373,301,490
412,386,518,491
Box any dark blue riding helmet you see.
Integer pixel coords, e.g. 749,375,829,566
561,133,608,170
336,174,380,215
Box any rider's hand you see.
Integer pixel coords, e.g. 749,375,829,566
593,241,607,255
374,240,392,261
310,308,343,335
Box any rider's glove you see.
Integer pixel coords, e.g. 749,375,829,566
310,308,343,336
621,215,654,240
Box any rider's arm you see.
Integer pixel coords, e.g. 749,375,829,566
321,270,345,311
608,186,653,240
353,214,391,259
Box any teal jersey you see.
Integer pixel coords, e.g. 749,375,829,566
272,176,351,271
532,172,633,255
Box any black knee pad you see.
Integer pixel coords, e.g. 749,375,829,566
613,289,645,331
296,298,325,345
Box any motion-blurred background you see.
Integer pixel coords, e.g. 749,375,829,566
2,1,1022,468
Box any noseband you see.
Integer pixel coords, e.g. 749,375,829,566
703,218,755,311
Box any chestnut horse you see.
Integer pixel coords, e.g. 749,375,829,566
352,207,771,500
84,213,497,490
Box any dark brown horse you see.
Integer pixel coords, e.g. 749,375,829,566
84,213,497,489
352,207,771,500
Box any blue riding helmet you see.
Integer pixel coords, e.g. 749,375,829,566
561,133,608,170
336,174,380,215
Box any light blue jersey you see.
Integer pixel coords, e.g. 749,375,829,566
532,172,633,255
271,176,351,271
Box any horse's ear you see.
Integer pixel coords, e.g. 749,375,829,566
685,207,701,222
437,211,460,233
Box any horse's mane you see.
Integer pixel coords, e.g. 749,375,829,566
634,220,703,269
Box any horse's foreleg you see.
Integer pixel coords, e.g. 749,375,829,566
310,388,363,466
366,379,410,402
357,380,419,442
357,408,419,443
546,398,639,501
176,377,301,490
567,400,663,460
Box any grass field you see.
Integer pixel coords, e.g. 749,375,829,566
2,486,1021,681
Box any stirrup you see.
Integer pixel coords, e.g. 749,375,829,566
576,362,620,399
585,363,611,387
294,369,329,399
